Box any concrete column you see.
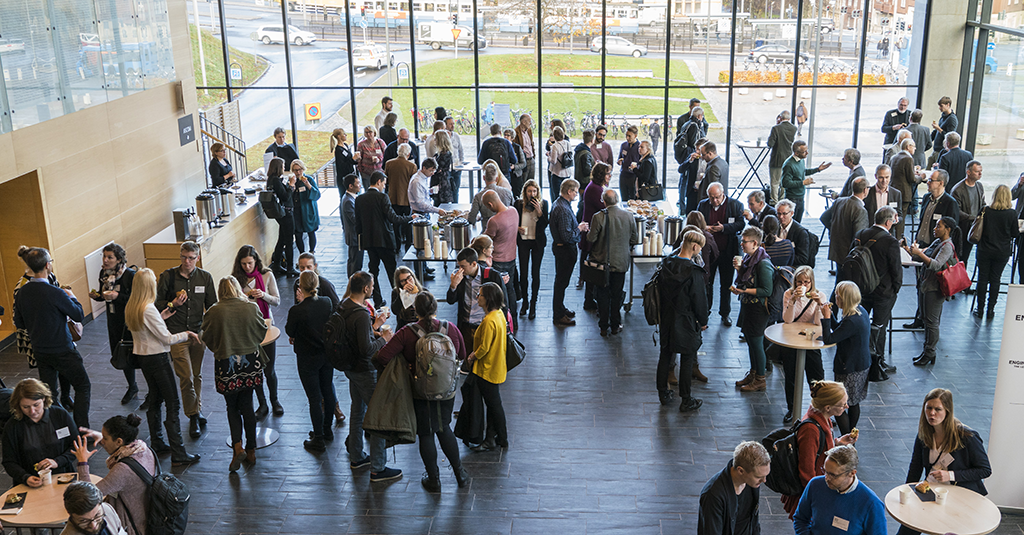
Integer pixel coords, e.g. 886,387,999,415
908,0,970,120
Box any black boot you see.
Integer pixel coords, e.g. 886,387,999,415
167,417,200,465
520,301,529,317
528,299,537,320
147,411,170,454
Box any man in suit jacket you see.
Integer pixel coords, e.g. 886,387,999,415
916,169,961,248
889,138,919,232
777,199,813,267
881,97,911,146
383,128,420,165
341,173,363,277
907,109,932,168
354,171,414,308
587,189,641,335
698,141,729,203
950,160,986,264
384,143,418,255
743,190,776,227
864,164,905,241
698,182,746,325
675,98,707,138
838,148,865,198
883,129,911,166
849,207,903,376
767,111,798,203
936,132,973,192
828,177,870,265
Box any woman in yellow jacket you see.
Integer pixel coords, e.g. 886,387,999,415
468,282,509,449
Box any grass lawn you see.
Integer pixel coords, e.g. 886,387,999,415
245,131,334,177
189,25,270,110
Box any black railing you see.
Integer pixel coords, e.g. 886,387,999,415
199,111,248,187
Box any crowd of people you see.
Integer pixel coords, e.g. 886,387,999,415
1,92,1005,535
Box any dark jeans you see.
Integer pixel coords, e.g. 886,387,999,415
36,349,91,428
297,357,336,439
137,352,187,458
706,253,734,317
346,242,363,277
272,211,296,268
416,399,462,478
780,348,824,412
295,231,317,254
861,293,897,357
366,247,398,308
452,170,462,203
492,259,519,303
474,375,508,447
596,271,627,330
552,244,576,319
548,173,566,204
581,249,597,307
518,240,544,303
976,251,1009,312
921,288,945,357
393,205,412,254
254,341,279,407
657,346,695,399
345,370,387,471
224,388,257,450
793,198,805,223
620,172,636,203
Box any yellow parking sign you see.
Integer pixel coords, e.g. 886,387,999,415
304,103,321,121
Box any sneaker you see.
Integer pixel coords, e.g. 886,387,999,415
658,390,676,406
350,457,372,470
678,397,703,413
370,467,403,482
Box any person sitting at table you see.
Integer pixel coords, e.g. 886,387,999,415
2,378,79,487
61,481,126,535
896,388,992,535
71,414,155,535
391,266,426,329
780,380,857,518
779,266,828,424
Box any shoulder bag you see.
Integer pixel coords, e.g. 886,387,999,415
936,246,971,297
505,315,525,372
259,190,286,219
968,207,985,245
110,325,136,370
579,210,612,287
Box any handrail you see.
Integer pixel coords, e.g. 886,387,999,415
198,110,248,187
314,159,336,188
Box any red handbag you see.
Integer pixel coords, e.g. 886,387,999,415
936,249,971,297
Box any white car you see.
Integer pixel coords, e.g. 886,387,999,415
352,44,394,70
589,36,647,57
0,38,25,54
255,25,316,46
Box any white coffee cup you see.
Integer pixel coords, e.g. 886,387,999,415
899,486,913,504
39,468,52,485
934,487,948,505
733,255,743,267
805,329,816,341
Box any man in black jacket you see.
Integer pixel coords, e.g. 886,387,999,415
677,108,707,212
777,199,813,267
447,248,509,344
574,129,595,193
881,97,911,146
698,182,745,325
264,127,299,169
698,441,771,535
936,132,973,193
339,271,402,482
915,169,961,248
383,128,420,165
657,230,709,411
850,207,903,377
354,171,414,308
743,190,776,228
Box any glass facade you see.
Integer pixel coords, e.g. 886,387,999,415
0,0,176,133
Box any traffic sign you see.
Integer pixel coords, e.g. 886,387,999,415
304,103,321,121
397,65,409,79
359,19,367,29
452,28,462,40
230,67,242,80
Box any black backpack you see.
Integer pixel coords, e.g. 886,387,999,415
558,141,574,169
761,418,828,496
842,232,882,295
324,306,363,372
119,457,189,535
767,265,795,323
483,137,509,173
673,133,689,164
806,232,820,268
641,264,663,327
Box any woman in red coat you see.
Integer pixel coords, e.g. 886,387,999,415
780,380,858,517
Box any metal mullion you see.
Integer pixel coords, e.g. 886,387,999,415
217,0,232,102
661,0,672,189
790,0,804,139
725,0,738,164
600,0,606,123
43,0,75,115
965,0,994,152
537,0,543,195
343,0,357,140
473,0,481,155
851,0,870,147
0,49,10,132
408,0,419,137
280,0,298,147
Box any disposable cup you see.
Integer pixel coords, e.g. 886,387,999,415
934,487,948,505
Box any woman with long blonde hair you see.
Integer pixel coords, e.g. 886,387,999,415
124,268,201,465
331,128,357,189
821,280,870,436
974,183,1019,318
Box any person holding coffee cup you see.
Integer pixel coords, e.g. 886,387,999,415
730,226,775,393
391,267,425,329
897,388,991,535
778,266,828,423
1,378,79,487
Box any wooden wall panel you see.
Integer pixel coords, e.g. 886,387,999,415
0,172,49,339
8,105,111,180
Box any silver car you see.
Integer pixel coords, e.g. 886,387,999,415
590,36,648,57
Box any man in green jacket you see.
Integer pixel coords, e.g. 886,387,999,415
780,140,832,222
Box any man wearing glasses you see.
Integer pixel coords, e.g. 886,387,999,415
62,481,126,535
698,182,745,326
793,445,887,535
156,241,218,438
775,199,813,268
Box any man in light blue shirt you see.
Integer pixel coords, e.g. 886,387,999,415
408,158,447,216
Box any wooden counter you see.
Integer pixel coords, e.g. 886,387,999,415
143,175,276,282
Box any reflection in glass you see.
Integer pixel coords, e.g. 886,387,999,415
0,0,66,128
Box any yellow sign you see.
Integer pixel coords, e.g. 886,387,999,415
451,28,462,40
304,103,321,121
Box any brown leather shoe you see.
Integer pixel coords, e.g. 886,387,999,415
740,375,767,392
245,448,257,466
735,370,755,387
229,442,245,472
668,369,679,386
692,363,708,383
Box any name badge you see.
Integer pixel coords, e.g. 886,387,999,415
107,303,115,314
56,427,70,440
891,112,898,117
890,202,898,207
298,186,307,192
195,286,205,294
832,517,850,531
728,217,735,223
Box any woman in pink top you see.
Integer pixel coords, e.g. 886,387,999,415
780,266,828,424
356,125,386,180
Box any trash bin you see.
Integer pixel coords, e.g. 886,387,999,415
523,35,529,46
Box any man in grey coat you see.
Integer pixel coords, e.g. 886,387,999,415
766,111,797,203
699,142,729,203
341,173,363,276
827,177,870,265
838,148,865,198
587,189,641,336
906,109,932,168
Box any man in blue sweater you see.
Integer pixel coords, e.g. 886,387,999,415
12,246,91,429
794,445,888,535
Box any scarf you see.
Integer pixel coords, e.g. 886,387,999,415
737,246,770,287
246,269,270,319
100,263,126,293
106,439,148,470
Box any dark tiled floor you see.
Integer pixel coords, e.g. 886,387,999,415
3,193,1022,534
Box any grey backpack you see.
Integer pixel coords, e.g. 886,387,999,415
409,322,460,401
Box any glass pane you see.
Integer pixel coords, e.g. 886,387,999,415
136,0,176,88
972,36,1022,192
669,0,732,88
0,0,65,129
50,0,109,111
222,0,278,90
239,89,293,162
856,86,913,167
479,0,537,85
94,0,144,98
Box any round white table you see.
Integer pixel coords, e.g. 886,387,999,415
763,322,835,417
0,474,102,529
885,483,1001,535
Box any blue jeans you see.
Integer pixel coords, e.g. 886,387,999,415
344,370,386,472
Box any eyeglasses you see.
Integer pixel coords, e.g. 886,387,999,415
824,469,851,480
398,276,413,286
741,239,757,244
777,210,791,216
75,511,104,529
180,255,198,262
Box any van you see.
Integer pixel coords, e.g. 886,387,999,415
417,22,486,50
